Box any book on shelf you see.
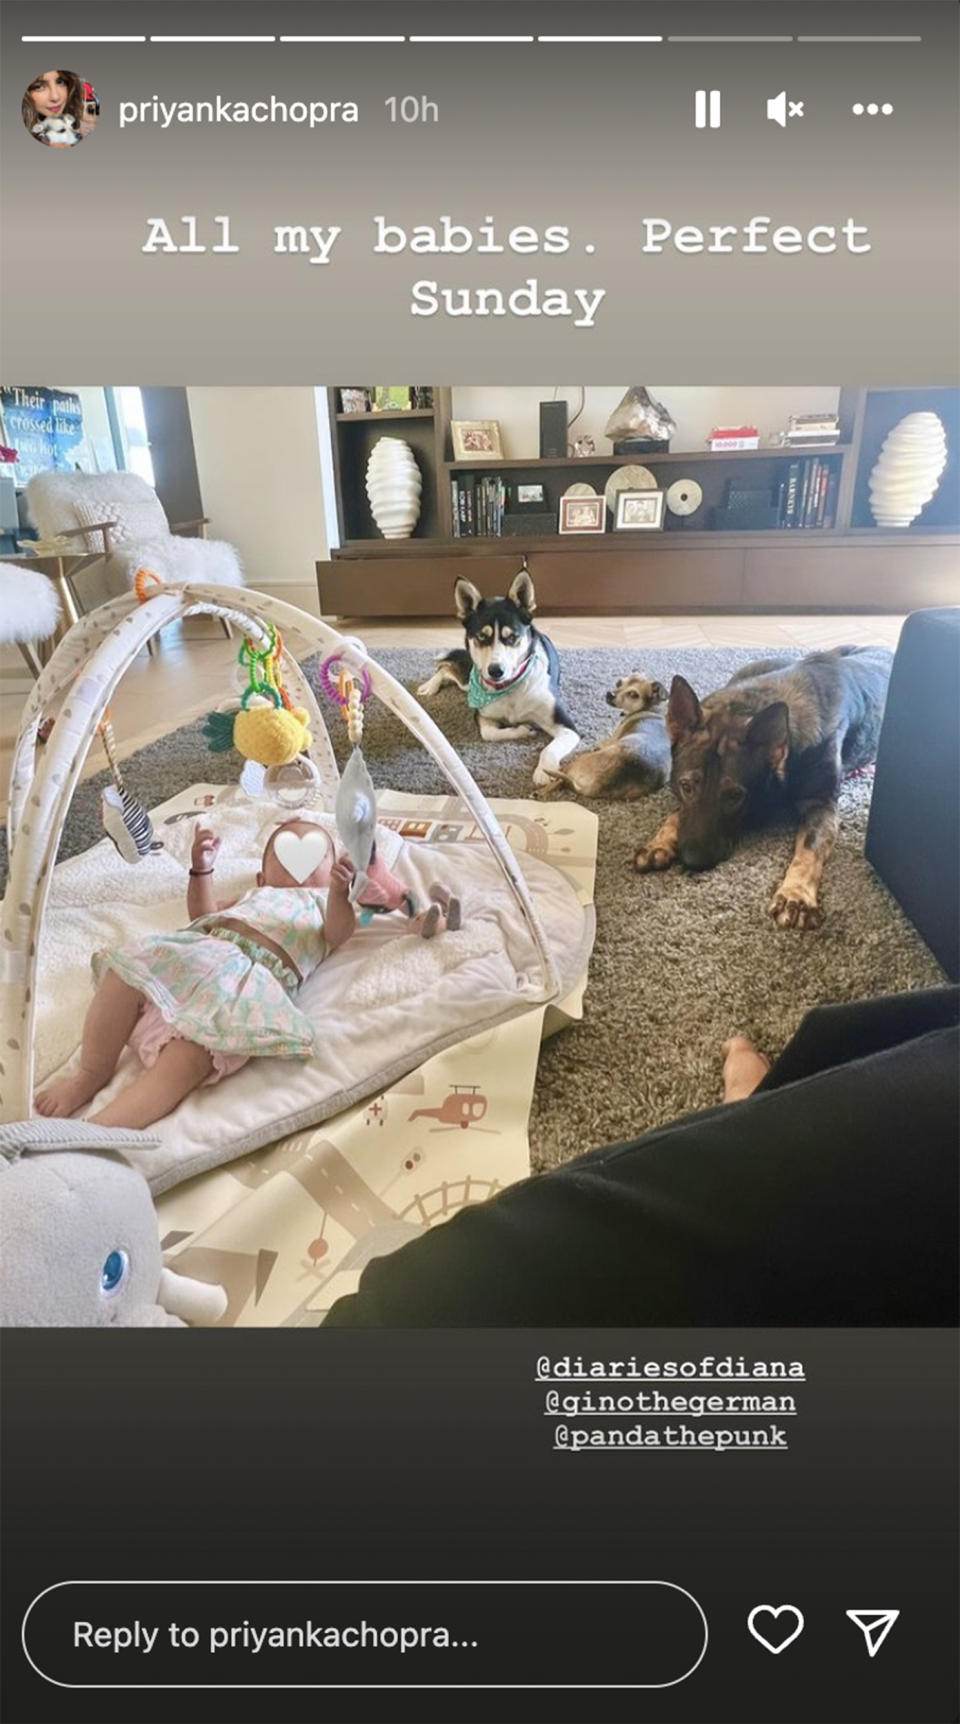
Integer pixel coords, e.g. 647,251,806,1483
709,425,760,451
451,472,508,538
784,411,841,448
777,456,837,528
797,459,812,525
787,412,840,432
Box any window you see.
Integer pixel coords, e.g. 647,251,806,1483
109,387,155,485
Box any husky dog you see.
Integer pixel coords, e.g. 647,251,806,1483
33,114,81,145
633,646,894,929
536,673,670,799
417,571,579,788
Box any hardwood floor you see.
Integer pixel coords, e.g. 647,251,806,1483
0,606,905,821
346,614,905,651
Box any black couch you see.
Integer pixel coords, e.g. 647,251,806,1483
865,606,960,981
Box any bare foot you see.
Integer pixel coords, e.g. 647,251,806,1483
35,1069,103,1118
721,1036,771,1103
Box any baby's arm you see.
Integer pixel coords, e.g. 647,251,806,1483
187,825,221,920
323,857,357,953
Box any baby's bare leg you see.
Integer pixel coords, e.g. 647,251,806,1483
35,970,143,1118
90,1037,215,1130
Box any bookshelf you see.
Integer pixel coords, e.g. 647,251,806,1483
318,386,960,616
327,388,453,545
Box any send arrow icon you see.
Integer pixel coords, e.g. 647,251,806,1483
846,1609,900,1657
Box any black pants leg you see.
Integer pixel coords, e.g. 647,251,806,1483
756,986,960,1090
323,988,959,1329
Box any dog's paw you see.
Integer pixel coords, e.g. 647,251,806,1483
632,841,675,873
768,884,823,931
416,679,438,698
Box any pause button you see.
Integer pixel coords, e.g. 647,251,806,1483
695,89,721,129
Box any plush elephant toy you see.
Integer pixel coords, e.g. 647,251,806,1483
0,1118,228,1328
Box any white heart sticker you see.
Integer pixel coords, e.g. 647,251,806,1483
272,829,330,884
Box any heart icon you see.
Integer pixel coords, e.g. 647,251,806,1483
747,1604,805,1655
272,828,331,884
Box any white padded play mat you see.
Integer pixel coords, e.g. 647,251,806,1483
34,781,594,1194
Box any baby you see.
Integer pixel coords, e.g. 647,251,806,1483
35,818,459,1130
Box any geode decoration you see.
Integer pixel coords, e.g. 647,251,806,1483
604,387,677,453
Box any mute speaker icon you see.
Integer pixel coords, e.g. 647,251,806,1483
767,91,805,126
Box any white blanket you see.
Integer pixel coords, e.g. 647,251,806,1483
35,787,593,1192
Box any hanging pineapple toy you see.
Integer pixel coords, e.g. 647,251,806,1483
203,623,319,801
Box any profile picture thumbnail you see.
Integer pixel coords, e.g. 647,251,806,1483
22,69,99,148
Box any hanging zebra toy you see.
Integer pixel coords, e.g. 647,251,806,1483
99,712,163,863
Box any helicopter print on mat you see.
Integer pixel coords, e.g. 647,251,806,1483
408,1084,498,1132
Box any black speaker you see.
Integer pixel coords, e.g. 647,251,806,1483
539,400,568,458
710,503,781,530
503,512,557,537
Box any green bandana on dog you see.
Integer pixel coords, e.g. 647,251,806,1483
467,656,534,710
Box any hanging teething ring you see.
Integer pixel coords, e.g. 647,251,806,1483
134,568,165,603
318,653,372,706
240,681,282,711
237,622,293,711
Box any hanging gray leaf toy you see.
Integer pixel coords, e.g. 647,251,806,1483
335,744,377,904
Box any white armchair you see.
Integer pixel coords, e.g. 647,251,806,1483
24,471,243,613
0,561,62,677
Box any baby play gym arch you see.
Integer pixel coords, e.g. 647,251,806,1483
0,582,561,1123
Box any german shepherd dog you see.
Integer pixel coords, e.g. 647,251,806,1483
633,646,893,929
536,673,670,799
417,571,580,788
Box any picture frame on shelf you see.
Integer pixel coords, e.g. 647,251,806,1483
373,387,412,411
614,489,666,531
512,482,547,513
559,494,606,535
339,388,372,414
451,419,503,460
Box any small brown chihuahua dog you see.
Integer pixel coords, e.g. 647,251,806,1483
535,673,670,799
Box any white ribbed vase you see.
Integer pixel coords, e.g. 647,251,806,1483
365,437,422,539
868,411,948,527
